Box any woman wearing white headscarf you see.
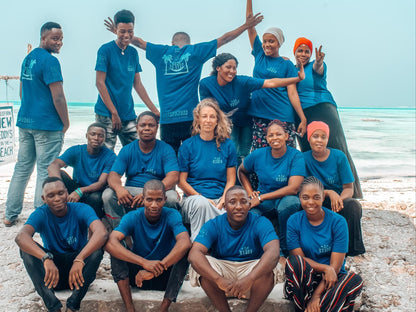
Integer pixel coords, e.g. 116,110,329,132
245,0,307,150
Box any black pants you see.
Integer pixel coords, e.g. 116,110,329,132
60,170,105,218
295,103,363,198
323,197,365,256
160,120,193,155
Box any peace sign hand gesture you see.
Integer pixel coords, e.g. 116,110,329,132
315,45,325,65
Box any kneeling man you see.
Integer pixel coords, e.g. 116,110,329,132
105,180,191,312
188,186,280,312
15,177,108,312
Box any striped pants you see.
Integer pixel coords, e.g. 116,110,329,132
284,255,363,312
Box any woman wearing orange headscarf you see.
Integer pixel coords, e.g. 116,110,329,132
293,38,362,198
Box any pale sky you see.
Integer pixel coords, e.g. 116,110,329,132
1,0,415,108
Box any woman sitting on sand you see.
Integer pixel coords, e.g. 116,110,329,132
179,99,237,240
303,121,365,256
238,119,305,256
245,0,307,149
199,52,305,166
293,37,362,198
285,176,363,312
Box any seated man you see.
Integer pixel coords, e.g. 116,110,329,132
103,111,180,230
188,186,280,312
48,122,116,218
15,177,108,312
105,180,192,312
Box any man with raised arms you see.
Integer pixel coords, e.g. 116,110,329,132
95,9,159,151
105,12,263,153
105,179,191,312
103,111,179,230
4,22,69,227
188,186,280,312
48,122,116,218
15,177,108,312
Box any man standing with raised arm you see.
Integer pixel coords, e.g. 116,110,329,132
96,10,159,151
105,13,263,153
4,22,69,227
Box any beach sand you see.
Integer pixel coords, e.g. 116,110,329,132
0,162,414,311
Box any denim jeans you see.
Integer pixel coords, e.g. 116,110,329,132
20,248,103,312
230,125,252,168
160,121,193,155
5,128,63,221
95,114,138,151
251,195,301,256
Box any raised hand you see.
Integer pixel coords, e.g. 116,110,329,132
315,45,325,65
104,17,117,34
245,12,264,29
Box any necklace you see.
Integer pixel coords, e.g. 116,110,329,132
121,47,126,55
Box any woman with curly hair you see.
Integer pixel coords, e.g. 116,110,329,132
179,98,237,240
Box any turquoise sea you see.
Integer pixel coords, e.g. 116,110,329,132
3,102,416,180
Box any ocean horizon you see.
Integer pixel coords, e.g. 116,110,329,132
1,102,415,180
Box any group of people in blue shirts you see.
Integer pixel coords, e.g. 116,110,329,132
8,1,366,311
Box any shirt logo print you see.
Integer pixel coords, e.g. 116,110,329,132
21,58,37,81
163,53,191,75
239,246,253,256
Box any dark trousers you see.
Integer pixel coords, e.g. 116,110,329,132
284,255,363,312
323,197,366,256
60,170,105,218
20,247,103,312
160,120,193,155
111,252,189,302
295,103,363,198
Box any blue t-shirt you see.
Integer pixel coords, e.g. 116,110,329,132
296,61,336,110
304,148,354,195
248,36,298,122
199,75,264,127
18,48,64,131
115,207,187,260
146,40,217,124
195,212,278,261
287,208,348,273
95,41,141,121
111,139,179,188
243,146,306,194
58,144,116,187
178,135,237,199
25,202,98,254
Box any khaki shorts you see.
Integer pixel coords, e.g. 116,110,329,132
189,256,281,298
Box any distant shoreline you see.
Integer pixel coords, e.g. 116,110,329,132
1,101,415,110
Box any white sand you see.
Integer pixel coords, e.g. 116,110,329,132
0,163,415,311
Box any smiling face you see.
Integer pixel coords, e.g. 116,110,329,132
116,22,134,49
86,126,106,150
198,106,218,135
225,188,251,229
42,180,68,217
295,44,311,66
262,33,280,57
216,59,237,85
41,28,63,54
299,183,324,219
266,124,289,150
309,129,329,154
136,115,158,143
143,189,166,223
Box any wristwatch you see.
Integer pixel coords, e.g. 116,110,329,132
42,252,54,263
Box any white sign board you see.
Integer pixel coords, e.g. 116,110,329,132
0,103,14,165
